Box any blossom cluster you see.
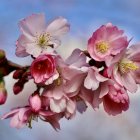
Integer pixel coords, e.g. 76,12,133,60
1,13,140,130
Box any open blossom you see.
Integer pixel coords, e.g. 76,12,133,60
87,23,128,65
31,54,58,84
42,49,89,117
43,91,76,119
1,94,60,130
16,13,70,57
80,74,129,116
43,49,109,117
107,44,140,93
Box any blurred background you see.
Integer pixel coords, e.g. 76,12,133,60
0,0,140,140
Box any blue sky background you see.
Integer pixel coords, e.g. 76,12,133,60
1,0,140,58
1,0,140,140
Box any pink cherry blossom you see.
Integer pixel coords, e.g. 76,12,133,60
16,13,70,57
107,44,140,93
30,54,57,84
87,23,128,65
80,76,129,116
43,92,76,119
43,49,109,117
1,94,60,130
42,49,88,116
102,83,129,115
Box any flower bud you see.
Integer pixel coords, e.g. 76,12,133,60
29,94,41,113
13,82,23,95
0,49,5,60
13,69,25,79
0,81,7,105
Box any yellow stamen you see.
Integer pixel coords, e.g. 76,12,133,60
36,33,51,48
119,60,139,74
54,78,62,86
54,67,62,86
96,41,109,53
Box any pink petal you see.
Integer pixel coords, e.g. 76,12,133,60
61,66,85,81
95,72,108,82
19,13,46,37
132,70,140,84
10,113,25,129
46,17,70,37
39,110,54,117
121,73,137,93
92,89,102,108
99,82,109,98
84,69,99,90
103,95,129,116
66,100,76,114
80,87,94,106
65,49,87,68
18,108,30,121
64,73,84,94
113,65,123,86
127,43,140,62
52,86,64,100
16,35,30,57
1,109,19,120
110,36,128,55
26,43,42,57
46,114,62,131
50,98,66,113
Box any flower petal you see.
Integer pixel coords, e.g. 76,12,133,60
65,49,87,68
84,69,99,90
19,13,46,37
1,109,19,120
46,17,70,37
121,73,137,93
16,35,30,57
66,100,76,114
50,98,66,113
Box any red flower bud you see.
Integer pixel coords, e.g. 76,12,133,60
13,69,25,79
13,82,23,95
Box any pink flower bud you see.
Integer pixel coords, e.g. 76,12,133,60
29,94,41,113
0,82,7,105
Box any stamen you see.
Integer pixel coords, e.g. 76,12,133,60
28,115,33,129
119,60,138,74
96,41,109,53
36,33,51,48
54,67,62,86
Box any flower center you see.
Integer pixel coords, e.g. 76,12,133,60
36,33,51,48
54,67,62,86
96,41,109,53
37,64,42,70
119,60,138,74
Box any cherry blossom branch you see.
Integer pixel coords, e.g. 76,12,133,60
0,13,140,131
